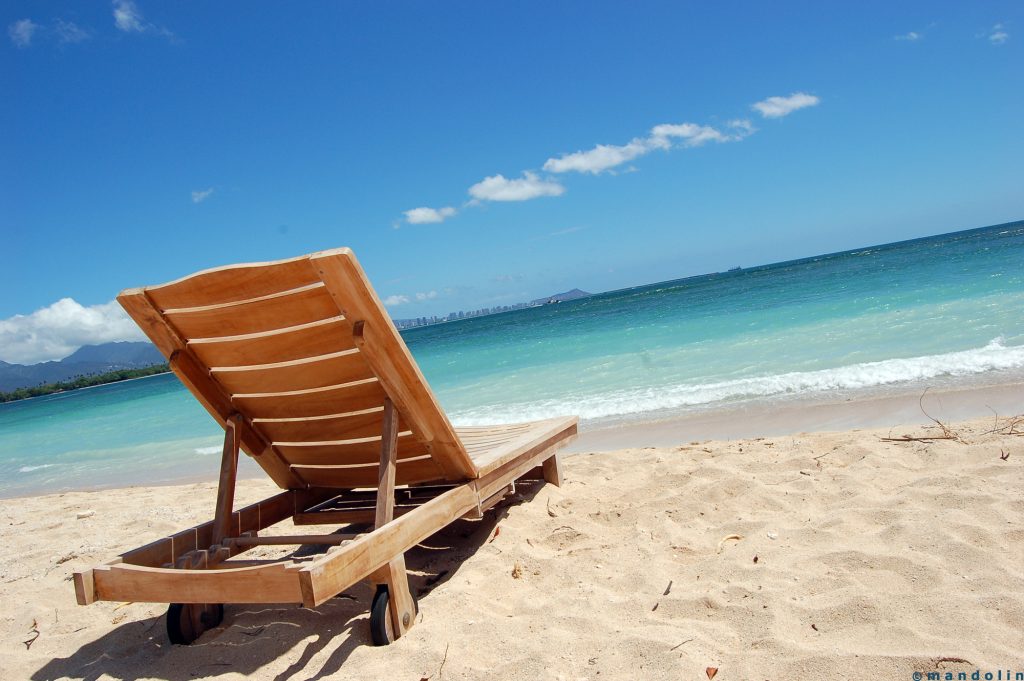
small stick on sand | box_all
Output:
[881,434,957,442]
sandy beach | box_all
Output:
[2,403,1022,680]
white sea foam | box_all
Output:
[19,463,59,473]
[194,446,221,455]
[450,339,1024,425]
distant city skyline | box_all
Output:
[394,287,591,329]
[394,303,538,330]
[3,1,1022,363]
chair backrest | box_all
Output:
[118,248,477,490]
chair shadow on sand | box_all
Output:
[33,482,542,681]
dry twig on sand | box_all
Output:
[23,620,40,649]
[881,388,962,443]
[917,388,960,440]
[978,410,1024,437]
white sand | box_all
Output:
[1,414,1022,680]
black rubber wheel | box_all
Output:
[166,603,224,645]
[369,584,394,646]
[369,584,419,646]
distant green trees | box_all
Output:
[0,364,171,403]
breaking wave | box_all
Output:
[450,338,1024,425]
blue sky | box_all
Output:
[2,1,1022,363]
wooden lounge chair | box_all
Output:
[73,248,577,646]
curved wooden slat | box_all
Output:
[274,433,428,466]
[189,317,355,368]
[252,407,409,442]
[164,284,339,338]
[212,349,375,394]
[292,456,445,488]
[232,378,386,419]
[145,254,323,310]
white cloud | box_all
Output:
[384,291,439,305]
[468,172,565,202]
[650,121,753,147]
[112,0,171,37]
[544,120,754,175]
[543,138,650,175]
[55,20,91,44]
[404,206,456,224]
[113,0,145,31]
[752,92,821,119]
[113,0,145,32]
[8,19,39,48]
[895,31,921,41]
[191,188,214,203]
[0,298,146,365]
[726,119,756,136]
[383,295,410,307]
[989,24,1008,45]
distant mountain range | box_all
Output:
[0,342,164,392]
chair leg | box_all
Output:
[384,555,416,638]
[370,399,415,641]
[211,414,242,547]
[542,451,563,487]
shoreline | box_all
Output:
[3,379,1022,500]
[568,379,1024,453]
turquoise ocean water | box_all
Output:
[2,221,1023,497]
